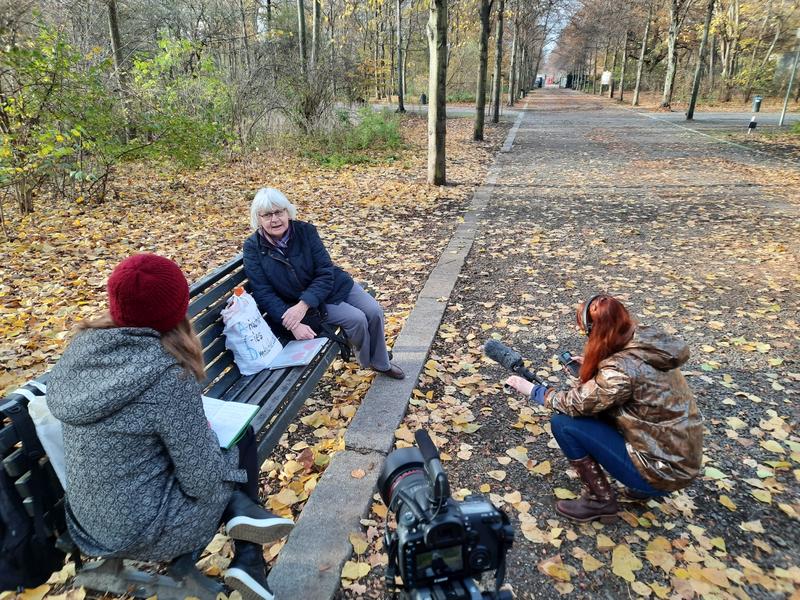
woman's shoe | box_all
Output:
[224,541,273,600]
[555,456,619,523]
[375,363,405,380]
[223,491,294,544]
[621,487,652,502]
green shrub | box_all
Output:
[447,90,476,103]
[301,108,402,168]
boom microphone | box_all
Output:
[484,339,546,385]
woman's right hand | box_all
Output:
[291,323,316,340]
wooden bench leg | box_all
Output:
[74,556,224,600]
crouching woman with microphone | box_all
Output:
[506,295,702,523]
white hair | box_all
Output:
[249,188,298,231]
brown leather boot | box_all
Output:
[555,456,619,523]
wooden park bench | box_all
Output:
[0,253,340,599]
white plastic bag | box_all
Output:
[15,384,67,489]
[221,289,283,375]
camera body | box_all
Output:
[378,435,514,599]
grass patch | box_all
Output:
[447,90,476,103]
[301,108,403,168]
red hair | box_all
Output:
[577,296,635,383]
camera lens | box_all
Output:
[377,447,426,508]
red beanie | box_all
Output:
[107,253,189,333]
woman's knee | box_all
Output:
[550,413,574,436]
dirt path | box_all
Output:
[340,89,799,599]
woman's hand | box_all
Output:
[282,301,309,331]
[290,323,316,340]
[505,376,534,398]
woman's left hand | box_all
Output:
[506,376,534,397]
[282,301,309,331]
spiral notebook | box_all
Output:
[202,396,259,449]
[266,337,328,370]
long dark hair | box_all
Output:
[77,312,205,381]
[578,296,635,383]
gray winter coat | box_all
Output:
[47,327,247,561]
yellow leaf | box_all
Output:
[351,469,366,479]
[596,534,615,551]
[740,520,764,533]
[487,470,507,481]
[349,532,368,555]
[554,488,577,500]
[537,555,571,582]
[751,489,772,503]
[372,502,388,519]
[271,488,300,507]
[650,582,670,598]
[503,491,522,504]
[340,561,370,580]
[645,536,675,574]
[611,544,643,582]
[719,495,737,511]
[760,440,785,454]
[709,537,726,552]
[19,586,50,600]
[631,580,652,597]
[581,553,603,572]
[532,460,551,476]
[479,483,491,493]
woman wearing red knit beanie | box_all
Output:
[47,253,290,600]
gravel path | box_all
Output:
[338,89,799,600]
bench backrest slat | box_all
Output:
[189,254,244,299]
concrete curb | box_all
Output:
[268,107,527,599]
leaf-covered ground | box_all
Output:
[0,115,509,598]
[337,90,799,599]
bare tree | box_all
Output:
[473,0,494,140]
[660,0,695,108]
[396,0,406,112]
[106,0,133,140]
[491,0,505,123]
[297,0,307,75]
[687,0,715,119]
[427,0,447,185]
[311,0,321,67]
[632,2,652,106]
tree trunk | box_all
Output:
[105,0,133,141]
[608,46,618,98]
[427,0,447,185]
[687,0,715,120]
[619,32,629,102]
[709,33,715,91]
[396,0,405,112]
[633,4,652,106]
[592,45,598,94]
[491,0,505,123]
[507,7,518,106]
[474,0,493,140]
[239,0,252,75]
[297,0,307,75]
[311,0,321,67]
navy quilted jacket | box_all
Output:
[243,220,354,323]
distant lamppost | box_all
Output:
[778,28,800,127]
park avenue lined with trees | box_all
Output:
[1,1,799,599]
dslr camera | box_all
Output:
[377,430,514,600]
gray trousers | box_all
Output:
[324,283,390,371]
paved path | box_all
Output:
[281,88,800,599]
[339,88,799,598]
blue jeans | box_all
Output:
[550,414,667,496]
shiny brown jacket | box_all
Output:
[545,326,703,492]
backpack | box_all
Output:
[0,399,67,591]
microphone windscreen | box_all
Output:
[484,339,523,371]
[414,429,440,461]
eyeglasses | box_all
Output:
[259,209,287,221]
